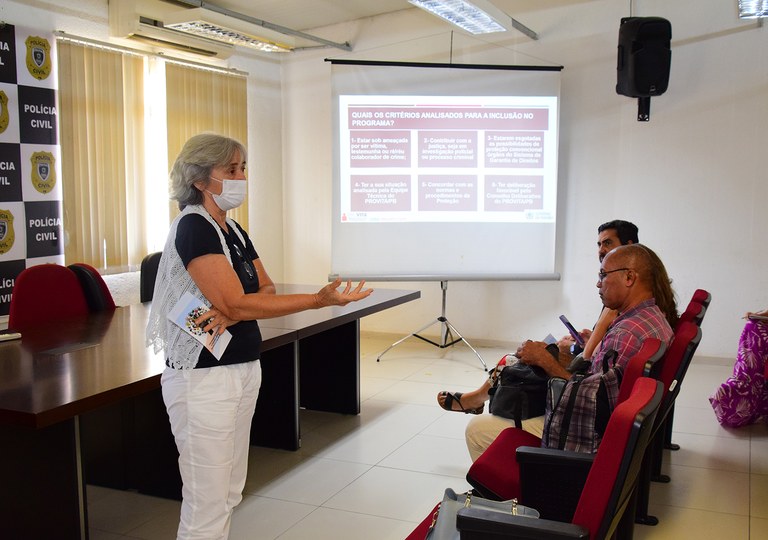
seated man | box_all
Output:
[464,243,676,461]
[437,219,641,416]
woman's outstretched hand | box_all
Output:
[314,278,373,307]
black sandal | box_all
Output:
[438,391,484,415]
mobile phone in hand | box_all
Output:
[559,315,585,347]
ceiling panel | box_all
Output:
[205,0,412,32]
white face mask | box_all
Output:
[207,176,246,211]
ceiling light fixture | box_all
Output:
[164,7,294,52]
[409,0,538,39]
[738,0,768,18]
[164,2,352,53]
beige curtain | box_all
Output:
[58,41,146,270]
[165,63,249,226]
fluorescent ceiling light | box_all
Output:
[409,0,537,39]
[738,0,768,18]
[164,7,295,53]
[409,0,505,34]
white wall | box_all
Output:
[280,0,768,358]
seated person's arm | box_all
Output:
[517,340,572,379]
[583,307,618,359]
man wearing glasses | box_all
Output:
[440,220,639,417]
[515,243,675,381]
[464,238,676,460]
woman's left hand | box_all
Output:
[194,307,238,335]
[314,279,373,307]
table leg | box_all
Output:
[298,320,360,414]
[251,341,300,450]
[0,418,88,539]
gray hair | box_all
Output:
[169,133,247,209]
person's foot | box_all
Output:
[437,390,484,414]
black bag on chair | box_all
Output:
[488,344,559,427]
[425,488,539,540]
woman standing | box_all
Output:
[146,133,371,539]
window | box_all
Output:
[57,40,248,271]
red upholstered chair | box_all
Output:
[690,288,711,308]
[676,301,706,329]
[635,321,702,526]
[664,296,710,454]
[455,377,664,540]
[8,264,90,332]
[465,339,666,524]
[68,263,116,312]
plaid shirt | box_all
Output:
[545,299,673,452]
[590,298,674,374]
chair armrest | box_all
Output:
[457,507,589,539]
[517,447,594,522]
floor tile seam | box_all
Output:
[370,462,470,481]
[361,374,418,384]
[88,524,136,537]
[649,501,752,518]
[300,503,424,527]
[272,504,326,540]
[669,427,752,441]
[667,429,754,444]
[120,514,175,538]
[252,465,376,508]
[241,491,320,509]
[256,452,376,473]
[665,460,753,475]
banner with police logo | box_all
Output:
[0,23,62,317]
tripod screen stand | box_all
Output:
[376,281,488,372]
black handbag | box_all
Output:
[425,488,539,540]
[487,344,558,427]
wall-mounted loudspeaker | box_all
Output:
[616,17,671,121]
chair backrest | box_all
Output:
[572,377,663,539]
[8,264,90,332]
[616,338,666,404]
[657,321,702,413]
[140,251,162,303]
[690,288,711,308]
[68,263,116,312]
[677,300,706,330]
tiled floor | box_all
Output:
[87,333,767,539]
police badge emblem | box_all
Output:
[0,209,15,255]
[0,90,9,134]
[31,152,56,194]
[25,35,52,80]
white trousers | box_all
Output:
[162,361,262,540]
[465,414,545,462]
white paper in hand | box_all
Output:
[168,292,232,360]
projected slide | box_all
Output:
[339,95,558,224]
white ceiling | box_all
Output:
[188,0,414,33]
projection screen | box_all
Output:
[329,60,563,281]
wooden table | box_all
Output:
[0,286,419,539]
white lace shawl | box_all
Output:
[145,204,246,370]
